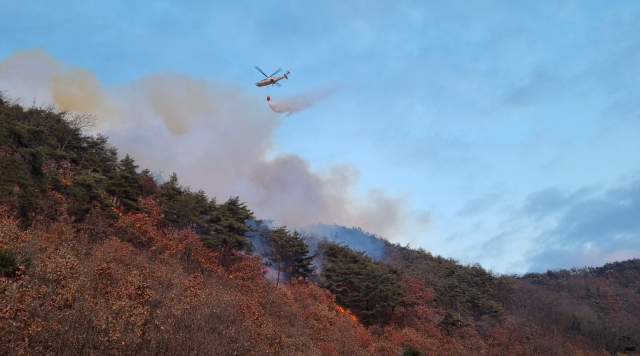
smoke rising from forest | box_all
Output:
[245,220,388,281]
[300,223,388,261]
[0,48,429,240]
[268,88,336,116]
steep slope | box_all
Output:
[1,94,637,355]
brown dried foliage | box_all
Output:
[0,200,614,356]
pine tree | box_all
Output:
[139,168,158,197]
[264,227,314,286]
[158,173,183,226]
[105,154,142,212]
[319,241,404,326]
[585,284,593,299]
[285,230,314,280]
[0,247,31,278]
[64,170,110,222]
[202,197,254,267]
[402,346,425,356]
[157,173,218,238]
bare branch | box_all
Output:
[65,112,96,132]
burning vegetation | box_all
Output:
[1,93,639,355]
[336,305,358,323]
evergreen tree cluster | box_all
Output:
[0,94,316,280]
[318,241,404,326]
[0,95,259,268]
[261,226,314,286]
[385,244,505,323]
[0,95,137,226]
[0,247,31,278]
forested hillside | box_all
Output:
[1,94,639,355]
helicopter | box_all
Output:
[255,66,290,87]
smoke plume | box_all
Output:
[0,48,429,241]
[268,88,336,116]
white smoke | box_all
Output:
[268,88,336,117]
[0,48,429,240]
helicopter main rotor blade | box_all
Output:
[255,66,268,78]
[275,82,282,88]
[270,68,283,77]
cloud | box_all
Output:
[520,186,599,221]
[549,181,640,244]
[0,48,428,240]
[520,187,571,219]
[524,178,640,271]
[528,246,640,273]
[497,34,640,115]
[502,68,565,109]
[457,191,503,218]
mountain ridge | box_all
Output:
[1,93,638,355]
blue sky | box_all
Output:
[2,0,640,273]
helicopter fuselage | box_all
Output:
[256,70,290,87]
[256,77,279,87]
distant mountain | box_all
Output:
[299,223,388,260]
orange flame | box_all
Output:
[198,257,233,279]
[336,305,358,323]
[61,178,71,185]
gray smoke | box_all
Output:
[0,48,429,242]
[245,220,389,284]
[300,223,387,261]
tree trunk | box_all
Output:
[276,260,281,287]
